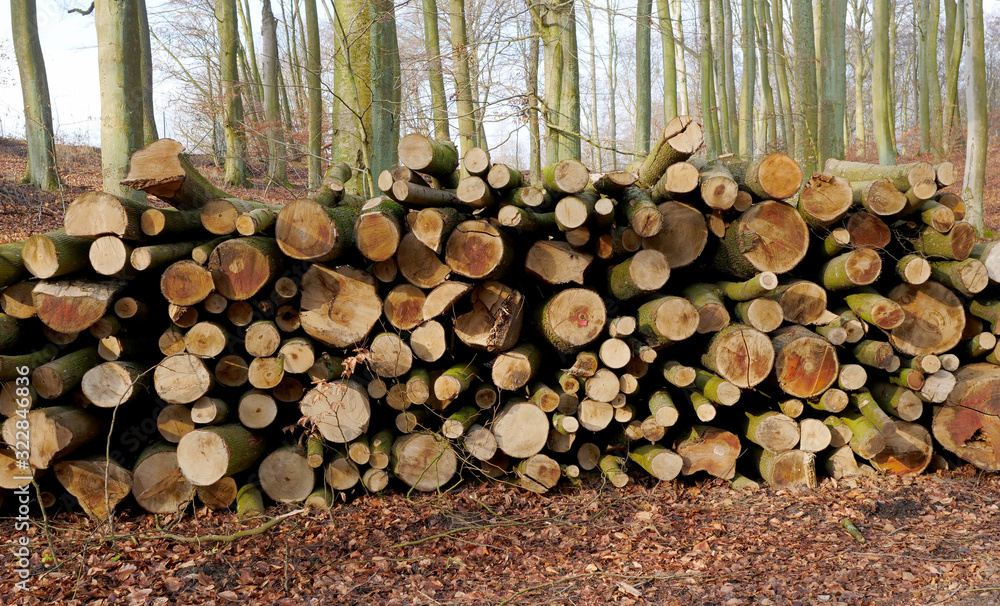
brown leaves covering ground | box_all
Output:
[2,469,999,605]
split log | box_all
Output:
[55,457,133,519]
[1,281,37,320]
[391,432,458,491]
[714,200,810,279]
[525,241,593,285]
[121,138,230,208]
[455,281,524,352]
[396,232,451,288]
[176,424,267,486]
[300,264,381,348]
[673,425,740,479]
[516,453,561,493]
[132,442,197,514]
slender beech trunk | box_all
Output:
[303,0,322,188]
[873,0,897,164]
[771,0,794,152]
[756,0,776,152]
[262,0,286,183]
[137,0,158,144]
[963,0,986,233]
[528,10,542,181]
[584,4,602,171]
[606,0,618,167]
[943,0,964,150]
[451,0,477,161]
[11,0,58,190]
[817,0,847,165]
[671,0,688,115]
[917,0,930,154]
[534,0,581,163]
[738,0,756,156]
[238,0,264,104]
[888,0,897,147]
[852,0,866,154]
[96,0,145,201]
[657,0,677,121]
[722,0,738,149]
[370,0,400,181]
[791,0,818,174]
[422,0,450,139]
[635,0,652,155]
[710,0,731,153]
[698,0,720,158]
[217,0,248,186]
[928,0,943,155]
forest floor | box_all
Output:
[2,137,1000,604]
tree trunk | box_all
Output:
[216,0,248,186]
[872,0,897,164]
[656,0,677,121]
[738,0,756,155]
[11,0,58,190]
[635,0,652,155]
[370,0,400,181]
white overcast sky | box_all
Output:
[0,0,996,147]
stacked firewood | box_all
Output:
[1,117,998,519]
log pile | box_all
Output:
[1,119,998,519]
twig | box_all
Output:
[67,2,95,16]
[110,508,305,545]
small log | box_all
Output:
[717,271,779,301]
[247,356,284,389]
[161,260,215,306]
[391,432,458,491]
[433,362,479,402]
[838,364,868,391]
[772,325,840,399]
[182,321,228,358]
[442,405,480,439]
[599,338,632,369]
[919,370,957,404]
[525,240,593,286]
[463,424,499,461]
[190,396,229,425]
[55,457,133,519]
[851,389,898,436]
[238,389,277,429]
[911,222,976,260]
[487,163,523,190]
[608,250,670,300]
[742,410,800,453]
[840,410,887,459]
[236,484,265,519]
[3,405,104,469]
[726,153,804,200]
[733,298,784,333]
[766,280,828,325]
[259,446,315,503]
[132,442,197,514]
[410,320,447,362]
[650,161,699,200]
[931,364,1000,470]
[157,404,195,442]
[369,333,413,378]
[633,116,702,187]
[456,176,496,210]
[196,477,238,510]
[382,284,426,331]
[641,201,708,269]
[516,453,562,493]
[929,259,988,296]
[820,248,882,290]
[242,320,280,358]
[825,158,936,191]
[845,212,891,249]
[853,339,899,371]
[492,343,541,391]
[696,161,739,210]
[235,207,279,236]
[896,254,932,285]
[636,296,699,347]
[300,264,382,348]
[121,138,229,208]
[201,198,271,235]
[542,158,590,195]
[23,230,92,279]
[850,179,907,216]
[845,291,905,330]
[32,347,100,400]
[176,424,266,486]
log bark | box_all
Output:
[845,291,905,330]
[820,248,882,290]
[32,347,100,400]
[929,259,988,296]
[633,116,703,188]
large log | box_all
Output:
[355,198,406,262]
[300,379,370,443]
[702,324,774,388]
[771,326,839,399]
[824,158,936,191]
[535,288,607,352]
[154,353,213,404]
[396,232,452,288]
[636,296,699,347]
[121,138,230,208]
[397,134,459,175]
[714,200,810,279]
[492,401,549,458]
[31,278,125,335]
[444,219,513,280]
[888,281,965,356]
[160,260,215,306]
[176,424,267,486]
[258,445,315,503]
[641,201,708,269]
[850,179,907,216]
[673,425,740,479]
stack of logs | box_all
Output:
[1,117,999,520]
